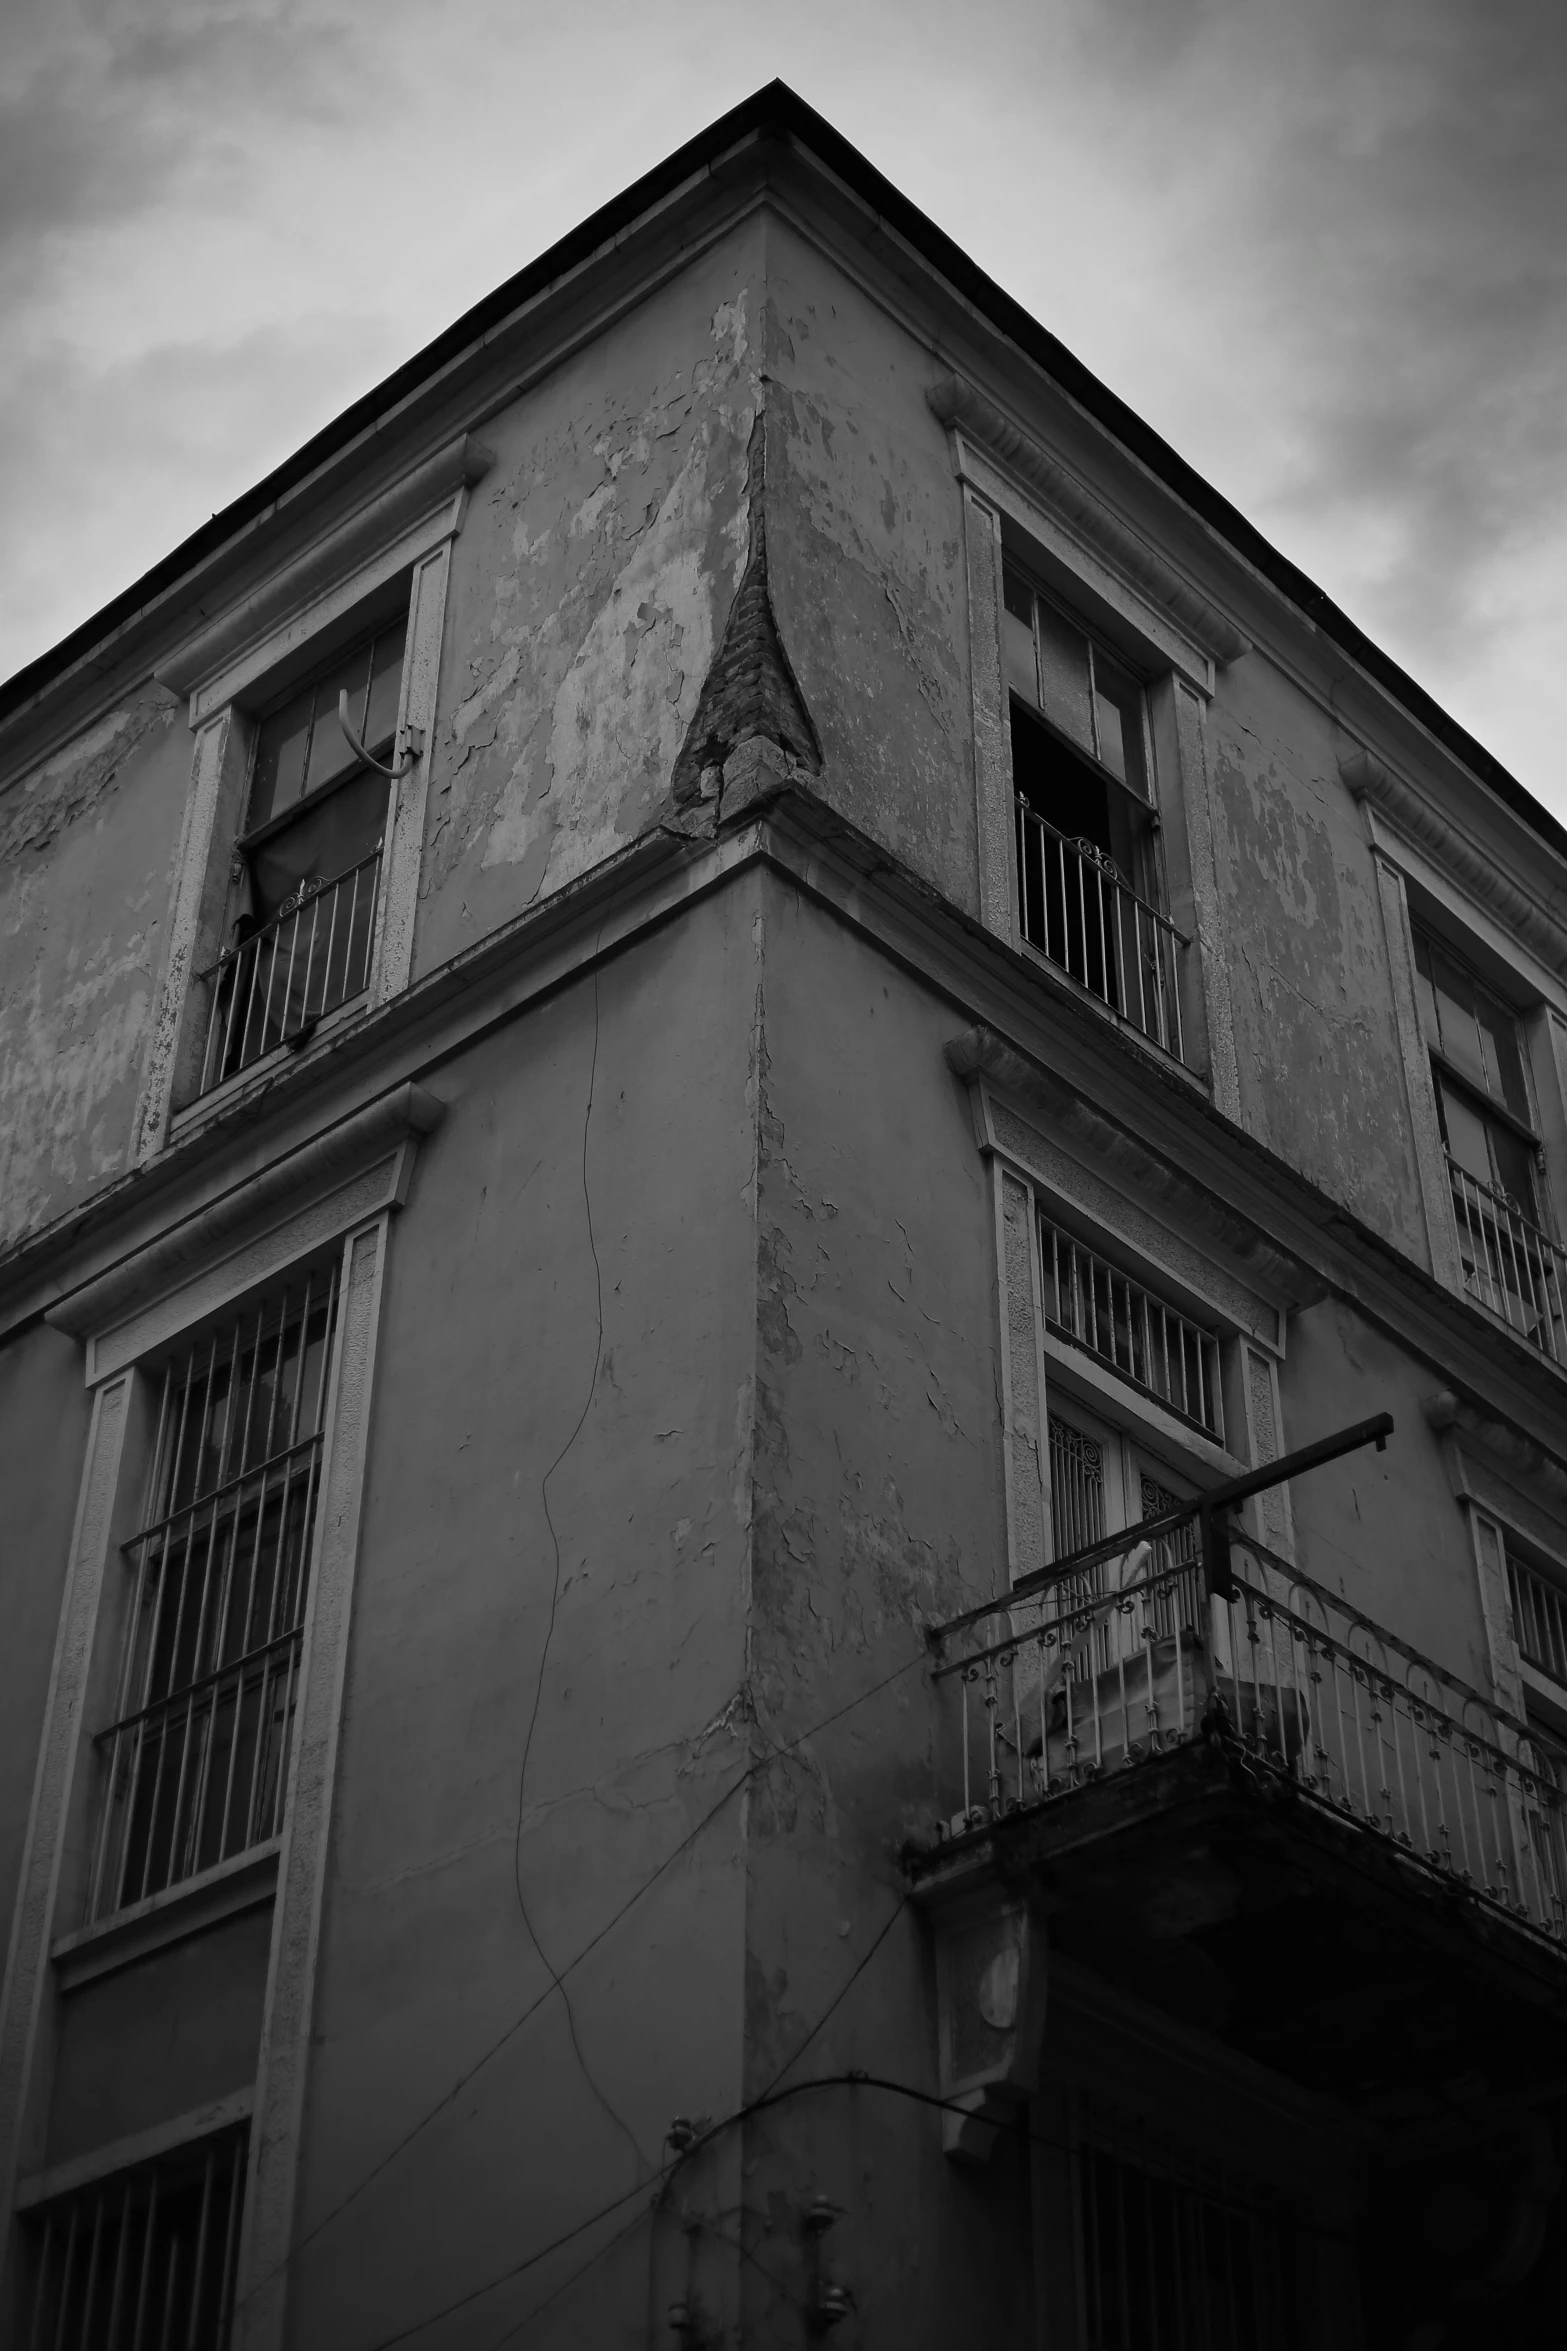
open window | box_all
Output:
[1002,564,1182,1056]
[1411,924,1566,1360]
[199,615,408,1092]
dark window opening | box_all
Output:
[198,615,407,1092]
[21,2127,247,2351]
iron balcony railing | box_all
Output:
[1447,1155,1567,1365]
[197,849,380,1095]
[1015,798,1186,1063]
[926,1515,1567,1951]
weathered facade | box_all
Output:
[4,82,1567,2350]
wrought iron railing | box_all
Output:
[20,2124,247,2350]
[1447,1155,1567,1364]
[1014,798,1185,1062]
[87,1267,338,1921]
[1040,1217,1224,1440]
[197,849,380,1094]
[925,1520,1567,1947]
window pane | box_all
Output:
[1439,1078,1501,1192]
[1032,597,1094,753]
[1430,945,1489,1092]
[1475,984,1530,1123]
[247,768,387,923]
[249,686,315,829]
[363,625,405,753]
[1489,1121,1537,1213]
[303,643,373,798]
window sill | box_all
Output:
[1018,937,1206,1093]
[52,1841,281,1991]
[1043,1331,1245,1485]
[168,991,371,1139]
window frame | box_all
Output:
[134,433,490,1161]
[941,417,1242,1103]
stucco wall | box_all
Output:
[290,888,760,2346]
[764,225,976,918]
[412,222,765,977]
[0,692,188,1252]
[735,875,1030,2340]
[1205,657,1426,1255]
[1283,1295,1489,1688]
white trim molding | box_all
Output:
[134,438,490,1161]
[1343,747,1567,982]
[928,376,1250,674]
[48,1081,444,1382]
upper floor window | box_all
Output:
[86,1264,340,1921]
[1002,566,1183,1059]
[198,616,407,1094]
[1412,926,1566,1361]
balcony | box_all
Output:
[910,1449,1567,2114]
[1447,1154,1567,1366]
[1014,797,1185,1063]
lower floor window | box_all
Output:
[22,2126,247,2351]
[88,1265,339,1922]
[1077,2104,1296,2350]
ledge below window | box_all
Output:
[51,1841,280,1992]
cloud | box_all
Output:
[0,0,1563,811]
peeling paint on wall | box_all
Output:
[414,262,761,971]
[1209,675,1426,1256]
[0,692,186,1250]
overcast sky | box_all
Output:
[3,0,1564,819]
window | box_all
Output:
[1412,927,1566,1360]
[21,2126,247,2351]
[1047,1405,1202,1647]
[86,1266,340,1922]
[197,616,407,1093]
[1074,2100,1297,2350]
[1041,1216,1225,1441]
[1003,565,1183,1058]
[1508,1540,1567,1690]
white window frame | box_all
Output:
[134,436,491,1158]
[1350,751,1567,1318]
[0,1083,440,2349]
[931,380,1246,1113]
[959,1067,1295,1595]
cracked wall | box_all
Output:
[411,225,765,977]
[1206,660,1426,1255]
[737,871,1030,2343]
[291,891,759,2348]
[0,692,188,1252]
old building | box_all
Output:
[4,79,1567,2350]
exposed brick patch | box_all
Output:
[671,410,821,805]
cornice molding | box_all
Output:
[155,435,494,705]
[927,376,1251,669]
[1343,749,1567,978]
[944,1023,1320,1320]
[1424,1387,1567,1516]
[45,1081,444,1354]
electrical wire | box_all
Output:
[234,1643,931,2318]
[508,937,646,2176]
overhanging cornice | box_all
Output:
[1344,750,1567,978]
[929,376,1251,669]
